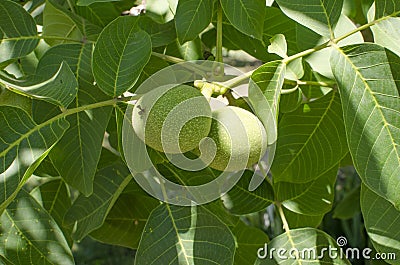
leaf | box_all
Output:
[77,0,121,6]
[0,106,69,213]
[63,163,132,241]
[368,4,400,57]
[0,0,39,67]
[139,17,177,47]
[279,87,302,113]
[276,0,344,38]
[43,0,101,45]
[222,170,274,215]
[375,0,400,18]
[271,91,348,183]
[166,38,203,60]
[233,221,269,265]
[90,183,159,249]
[131,56,170,93]
[220,0,265,40]
[275,164,338,215]
[249,61,286,144]
[333,186,361,220]
[0,190,74,265]
[175,0,214,43]
[268,34,288,58]
[37,44,112,195]
[0,62,78,108]
[30,179,73,245]
[135,204,236,265]
[283,208,325,228]
[92,16,152,97]
[330,43,400,209]
[263,7,298,55]
[256,228,350,264]
[361,184,400,263]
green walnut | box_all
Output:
[132,85,212,154]
[199,106,267,172]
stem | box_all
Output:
[216,3,224,75]
[283,40,330,64]
[3,35,91,44]
[66,0,76,13]
[152,52,184,64]
[276,202,290,232]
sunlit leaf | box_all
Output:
[0,62,78,108]
[92,16,152,97]
[135,204,236,265]
[0,0,39,67]
[271,91,348,183]
[220,0,265,40]
[0,106,69,213]
[175,0,213,43]
[276,0,344,37]
[0,190,74,265]
[331,43,400,209]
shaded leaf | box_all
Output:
[331,44,400,209]
[175,0,214,43]
[375,0,400,18]
[0,0,39,67]
[0,106,69,213]
[139,17,177,47]
[220,0,265,40]
[0,62,78,108]
[92,16,152,97]
[276,0,344,37]
[271,91,348,183]
[90,184,159,249]
[64,163,132,240]
[135,204,236,265]
[0,190,74,265]
[77,0,121,6]
[275,164,338,215]
[283,208,325,228]
[223,170,274,215]
[333,186,361,220]
[233,220,269,265]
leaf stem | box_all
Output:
[151,52,185,64]
[276,201,290,232]
[2,35,91,44]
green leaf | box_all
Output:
[175,0,213,43]
[268,34,288,58]
[330,43,400,209]
[263,7,298,55]
[64,163,132,241]
[135,204,236,265]
[76,2,122,27]
[283,208,325,228]
[90,183,159,249]
[139,17,177,47]
[43,0,101,45]
[220,0,265,40]
[275,0,344,38]
[92,16,152,97]
[0,106,69,213]
[361,184,400,263]
[0,0,39,67]
[249,61,286,144]
[375,0,400,18]
[256,228,350,264]
[166,38,203,60]
[333,186,361,220]
[0,62,78,108]
[275,164,338,215]
[223,170,274,215]
[37,44,112,195]
[279,87,302,113]
[0,190,74,265]
[271,91,348,183]
[77,0,121,6]
[233,221,269,265]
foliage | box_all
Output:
[0,0,399,264]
